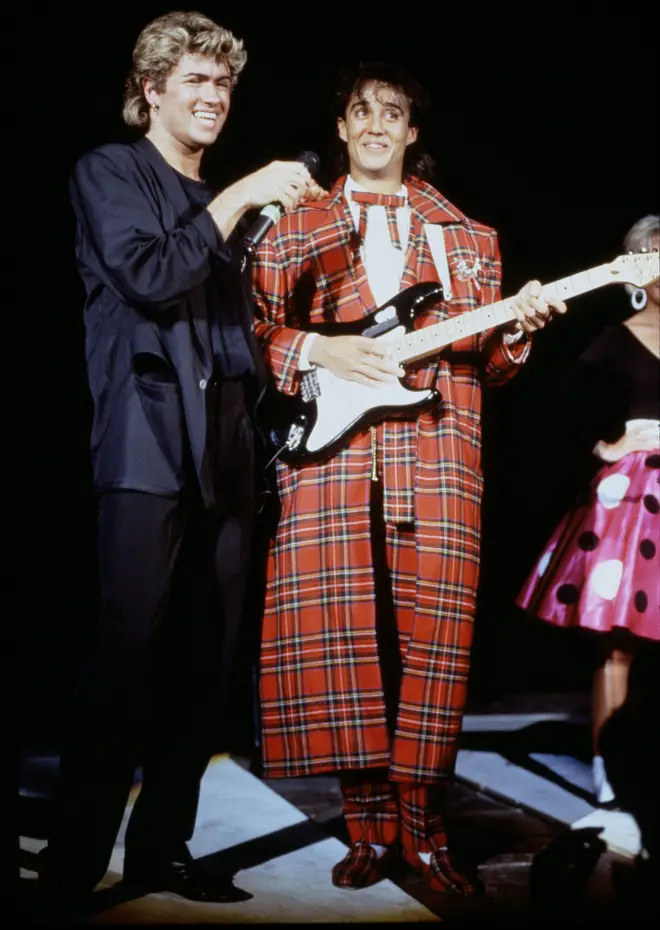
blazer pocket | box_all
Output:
[132,352,180,396]
[132,372,182,400]
[130,373,187,487]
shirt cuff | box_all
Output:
[502,328,524,344]
[298,332,319,370]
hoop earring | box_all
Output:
[631,287,647,311]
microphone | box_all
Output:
[243,151,320,255]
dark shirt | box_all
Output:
[555,322,659,471]
[578,323,659,430]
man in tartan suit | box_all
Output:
[251,61,566,894]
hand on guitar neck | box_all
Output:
[505,279,568,334]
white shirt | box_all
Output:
[344,174,410,307]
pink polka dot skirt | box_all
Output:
[517,450,659,640]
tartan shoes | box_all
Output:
[331,843,482,896]
[402,847,483,896]
[331,842,396,889]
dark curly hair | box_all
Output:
[332,61,435,181]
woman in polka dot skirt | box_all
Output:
[517,214,659,806]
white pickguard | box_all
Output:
[304,327,435,453]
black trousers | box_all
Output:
[46,382,255,891]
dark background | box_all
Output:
[18,7,658,744]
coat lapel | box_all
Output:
[403,180,467,296]
[133,138,213,368]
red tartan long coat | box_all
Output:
[252,176,530,782]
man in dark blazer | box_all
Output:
[38,9,320,910]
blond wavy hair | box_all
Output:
[122,11,247,130]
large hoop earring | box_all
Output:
[631,287,647,311]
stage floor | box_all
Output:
[17,692,654,925]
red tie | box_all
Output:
[351,190,407,250]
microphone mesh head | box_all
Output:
[299,151,320,174]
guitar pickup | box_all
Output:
[286,416,307,451]
[300,368,321,402]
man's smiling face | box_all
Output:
[337,81,418,186]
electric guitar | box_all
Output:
[265,252,660,466]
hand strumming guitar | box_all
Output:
[308,334,405,386]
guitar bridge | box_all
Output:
[300,368,321,402]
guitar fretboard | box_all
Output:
[394,262,618,365]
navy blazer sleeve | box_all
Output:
[70,146,232,312]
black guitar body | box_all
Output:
[263,282,445,465]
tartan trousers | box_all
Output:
[339,770,449,853]
[336,482,452,853]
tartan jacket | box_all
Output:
[251,175,531,781]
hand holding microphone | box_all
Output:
[243,151,321,254]
[206,151,323,246]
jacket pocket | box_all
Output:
[129,372,187,489]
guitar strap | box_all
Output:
[422,223,454,299]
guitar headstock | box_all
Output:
[607,251,660,287]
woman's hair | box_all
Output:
[122,11,247,130]
[623,214,660,296]
[331,61,435,181]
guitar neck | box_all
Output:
[395,261,617,365]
